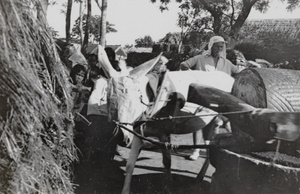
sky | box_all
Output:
[47,0,300,46]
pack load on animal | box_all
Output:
[187,68,300,194]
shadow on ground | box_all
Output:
[73,133,213,194]
[73,152,212,194]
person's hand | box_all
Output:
[236,58,247,67]
[73,84,83,92]
[179,63,191,71]
[98,45,120,78]
[247,60,262,68]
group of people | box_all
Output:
[69,47,127,174]
[70,35,259,173]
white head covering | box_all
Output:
[203,36,226,58]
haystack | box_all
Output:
[0,0,76,193]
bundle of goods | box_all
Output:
[187,68,300,193]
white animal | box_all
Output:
[97,46,234,194]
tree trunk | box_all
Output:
[100,0,107,46]
[79,0,84,46]
[230,0,258,38]
[82,0,91,55]
[212,15,222,35]
[200,0,259,39]
[177,40,182,54]
[66,0,73,43]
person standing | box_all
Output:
[69,64,91,118]
[180,36,243,74]
[180,35,244,160]
[86,65,119,165]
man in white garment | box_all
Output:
[180,35,244,160]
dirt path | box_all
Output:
[74,133,215,194]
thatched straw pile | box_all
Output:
[0,0,76,193]
[237,19,300,65]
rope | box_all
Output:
[115,109,253,126]
[270,140,281,166]
[116,122,170,148]
[115,121,210,149]
[75,112,92,126]
[152,110,253,121]
[114,121,257,150]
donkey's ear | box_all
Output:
[98,45,119,78]
[129,53,163,80]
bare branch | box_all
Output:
[94,0,101,9]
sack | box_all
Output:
[107,76,146,123]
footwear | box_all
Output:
[188,151,200,161]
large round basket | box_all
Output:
[232,68,300,111]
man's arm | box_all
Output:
[180,55,199,70]
[227,59,245,75]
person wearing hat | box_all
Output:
[180,35,243,74]
[180,35,244,160]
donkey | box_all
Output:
[121,92,230,194]
[96,45,234,194]
[97,48,300,193]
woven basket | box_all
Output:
[232,68,300,112]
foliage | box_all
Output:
[48,26,59,38]
[0,0,76,193]
[286,0,300,10]
[151,0,300,39]
[156,18,300,70]
[159,32,181,45]
[135,35,155,48]
[71,14,117,43]
[183,30,214,49]
[177,0,217,33]
[126,52,157,67]
[158,30,213,54]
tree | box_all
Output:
[65,0,73,43]
[135,35,155,47]
[100,0,108,46]
[82,0,91,54]
[159,30,213,53]
[71,14,117,43]
[158,32,181,52]
[48,26,59,38]
[77,0,85,45]
[159,32,181,45]
[151,0,300,41]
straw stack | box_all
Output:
[0,0,76,193]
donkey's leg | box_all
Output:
[192,116,223,182]
[189,131,204,160]
[202,116,224,143]
[159,134,173,193]
[121,134,143,194]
